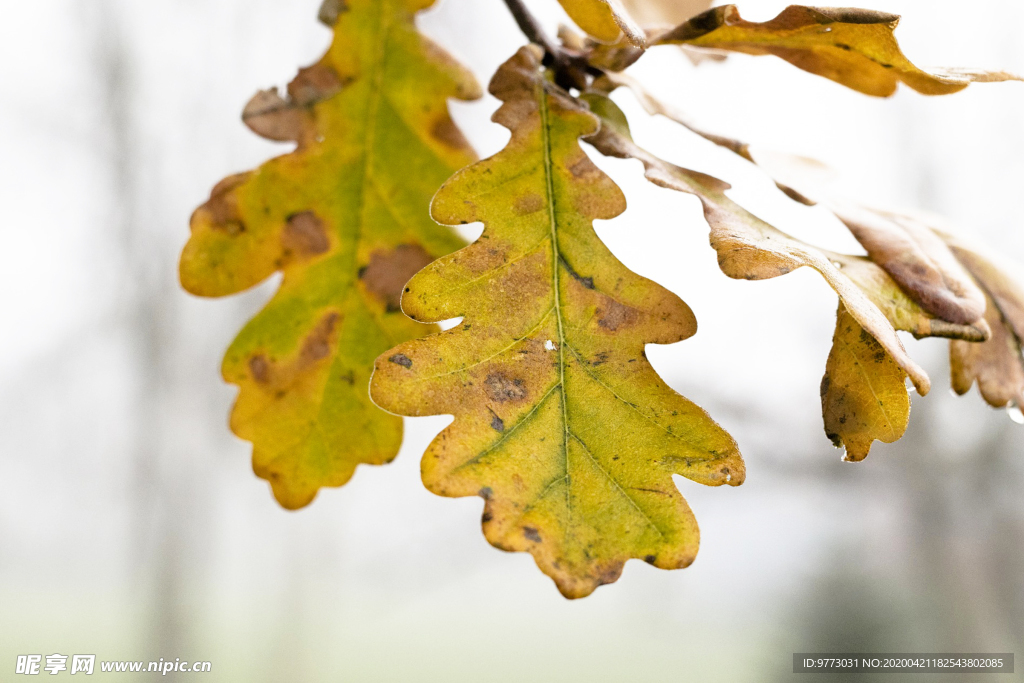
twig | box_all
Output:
[501,0,591,90]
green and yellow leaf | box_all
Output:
[655,5,1022,97]
[370,47,743,599]
[179,0,480,509]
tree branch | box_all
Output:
[502,0,558,56]
[501,0,591,90]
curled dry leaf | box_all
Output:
[942,236,1024,409]
[370,47,743,599]
[179,0,480,509]
[830,207,987,326]
[950,295,1024,410]
[595,72,755,162]
[606,76,991,331]
[585,95,932,387]
[655,5,1023,97]
[594,72,829,204]
[557,0,646,47]
[735,148,991,330]
[583,93,997,457]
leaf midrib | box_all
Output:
[538,80,573,531]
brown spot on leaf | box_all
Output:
[568,156,597,179]
[244,312,338,390]
[249,355,271,384]
[513,193,544,215]
[282,211,330,257]
[491,414,505,432]
[361,244,433,311]
[523,526,542,542]
[484,373,528,402]
[388,354,412,368]
[300,312,340,364]
[597,299,639,331]
[479,486,493,500]
[431,115,472,150]
[597,563,625,586]
[317,0,348,26]
[644,555,657,565]
[459,243,510,274]
[242,89,305,142]
[287,63,344,107]
[208,173,250,202]
[195,172,250,232]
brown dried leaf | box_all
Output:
[950,294,1024,409]
[943,237,1024,408]
[831,207,987,326]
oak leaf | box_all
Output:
[179,0,480,509]
[370,47,743,599]
[655,5,1022,97]
[943,236,1024,409]
[822,304,910,462]
[557,0,646,47]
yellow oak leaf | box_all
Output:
[179,0,480,509]
[558,0,646,46]
[370,47,743,599]
[821,304,910,462]
[655,5,1022,97]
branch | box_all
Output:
[501,0,591,90]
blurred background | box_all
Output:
[1,0,1022,680]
